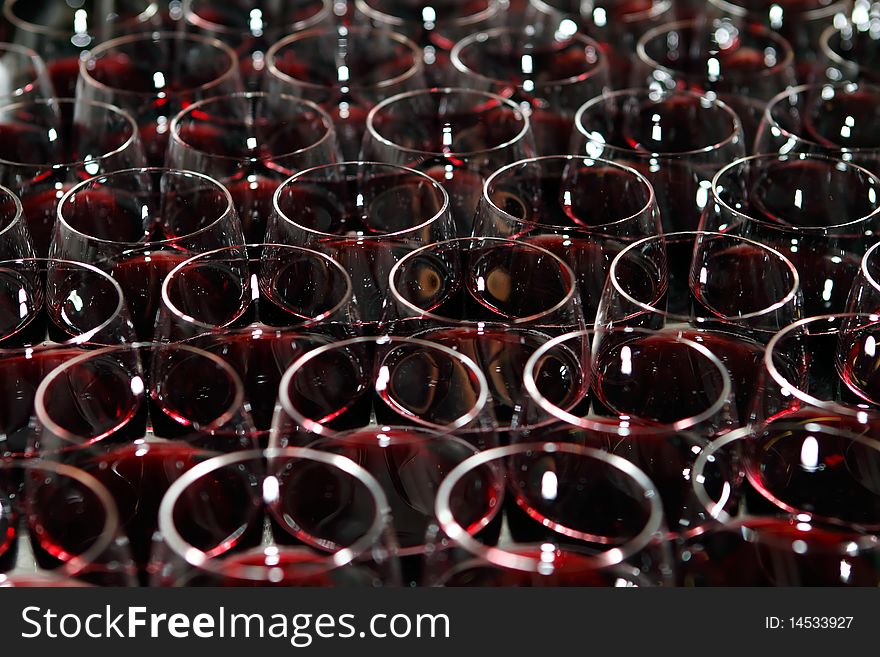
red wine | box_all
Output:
[0,347,85,457]
[112,250,192,340]
[679,517,880,586]
[801,89,880,149]
[47,57,81,99]
[80,442,215,578]
[594,332,730,427]
[0,492,17,572]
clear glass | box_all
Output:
[363,87,535,235]
[475,155,661,324]
[702,152,880,315]
[154,447,401,586]
[0,97,146,255]
[77,31,243,166]
[0,183,31,260]
[168,92,340,242]
[430,442,672,586]
[451,26,609,154]
[2,0,160,96]
[265,26,424,160]
[267,161,454,329]
[0,42,54,103]
[182,0,332,90]
[52,167,245,340]
[573,88,746,233]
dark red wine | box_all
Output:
[0,347,84,458]
[679,518,880,586]
[594,332,729,427]
[0,264,44,348]
[47,57,82,99]
[81,442,215,578]
[0,492,17,572]
[801,89,880,149]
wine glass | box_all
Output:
[52,167,245,340]
[522,327,736,439]
[1,0,160,97]
[167,92,340,242]
[525,0,676,88]
[0,97,147,255]
[0,458,136,585]
[430,442,672,586]
[271,335,495,450]
[475,155,661,324]
[296,425,495,585]
[182,0,332,90]
[157,243,358,342]
[820,8,880,84]
[573,88,746,233]
[701,153,880,315]
[450,26,610,154]
[77,31,243,166]
[0,257,137,458]
[0,183,32,260]
[267,161,454,329]
[706,0,851,82]
[596,231,803,426]
[754,82,880,175]
[153,447,401,586]
[364,88,535,234]
[677,516,880,585]
[353,0,508,85]
[0,42,54,102]
[35,342,257,457]
[265,26,425,161]
[635,18,797,146]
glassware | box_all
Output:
[573,88,746,233]
[52,168,245,340]
[265,26,424,160]
[267,161,454,329]
[0,97,146,255]
[77,32,243,166]
[363,87,534,234]
[168,92,340,242]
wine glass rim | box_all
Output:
[160,243,355,332]
[861,240,880,295]
[764,312,880,418]
[523,327,734,433]
[0,256,128,347]
[0,183,24,238]
[275,335,492,438]
[528,0,674,24]
[636,18,795,82]
[574,88,744,157]
[690,425,750,523]
[745,420,880,531]
[707,0,851,21]
[388,236,581,326]
[265,26,424,93]
[79,31,240,99]
[435,441,666,573]
[711,152,880,233]
[686,514,880,555]
[450,27,609,89]
[3,0,159,39]
[272,160,451,239]
[761,81,880,154]
[354,0,505,29]
[34,341,248,448]
[169,91,337,166]
[0,42,47,100]
[482,155,657,232]
[606,230,802,324]
[0,457,125,578]
[56,167,238,247]
[820,22,867,72]
[366,87,532,159]
[157,446,392,583]
[183,0,332,36]
[0,97,141,169]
